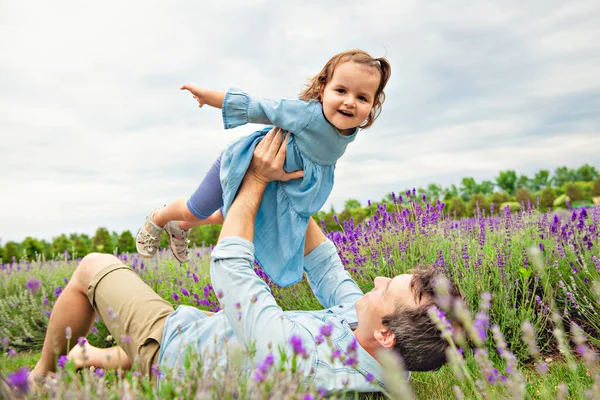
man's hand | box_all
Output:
[248,127,304,184]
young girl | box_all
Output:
[136,49,391,287]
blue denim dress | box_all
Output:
[219,88,358,286]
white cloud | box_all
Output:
[1,0,599,242]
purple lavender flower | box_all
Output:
[180,287,190,296]
[254,353,274,382]
[8,348,17,357]
[151,364,163,379]
[1,337,9,348]
[54,286,63,297]
[7,368,29,393]
[26,277,41,293]
[319,322,334,337]
[57,355,68,369]
[365,372,375,383]
[95,368,105,378]
[192,272,199,283]
[315,334,324,345]
[290,335,306,356]
[172,292,180,302]
[303,394,315,400]
[77,337,87,347]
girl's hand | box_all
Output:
[180,83,207,108]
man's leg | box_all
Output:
[31,253,174,380]
[68,342,131,371]
[30,253,119,379]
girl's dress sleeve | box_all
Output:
[222,88,314,134]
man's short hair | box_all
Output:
[381,268,462,372]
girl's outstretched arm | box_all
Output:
[181,83,225,109]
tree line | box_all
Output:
[2,164,599,264]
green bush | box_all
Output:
[553,193,570,208]
[539,187,556,212]
[489,192,510,214]
[500,201,521,213]
[447,196,466,218]
[466,193,489,217]
[515,188,535,209]
[592,177,600,196]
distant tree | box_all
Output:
[116,230,136,254]
[552,166,577,187]
[495,170,517,194]
[516,174,530,190]
[344,199,361,210]
[592,177,600,196]
[466,193,489,217]
[479,180,495,196]
[418,184,443,202]
[515,188,535,210]
[459,177,478,202]
[72,236,90,258]
[92,227,113,254]
[2,241,19,263]
[22,236,45,261]
[575,163,599,182]
[565,183,584,202]
[531,170,551,191]
[447,197,466,218]
[490,192,511,214]
[442,184,459,201]
[539,187,556,212]
[0,242,4,264]
[51,234,72,258]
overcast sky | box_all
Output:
[1,0,599,243]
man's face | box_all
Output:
[355,274,421,332]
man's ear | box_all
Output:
[374,328,395,348]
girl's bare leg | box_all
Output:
[149,200,223,233]
[178,209,224,231]
[68,342,131,371]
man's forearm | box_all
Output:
[218,174,268,242]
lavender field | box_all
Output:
[1,193,599,399]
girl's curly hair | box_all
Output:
[299,49,391,129]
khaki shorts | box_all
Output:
[87,263,174,376]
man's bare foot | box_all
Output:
[68,342,90,370]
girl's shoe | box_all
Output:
[165,221,190,263]
[135,208,164,258]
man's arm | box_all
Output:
[302,219,364,308]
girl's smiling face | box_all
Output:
[320,61,381,135]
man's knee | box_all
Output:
[73,253,122,290]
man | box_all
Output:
[30,127,460,393]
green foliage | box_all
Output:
[495,170,517,194]
[565,182,584,202]
[593,177,600,197]
[447,196,466,218]
[2,241,19,263]
[0,290,47,350]
[500,201,521,212]
[553,194,569,208]
[51,234,73,258]
[515,188,535,209]
[539,187,556,212]
[466,193,488,217]
[575,163,599,182]
[516,173,530,190]
[92,227,113,254]
[21,237,46,261]
[530,169,550,191]
[116,230,136,253]
[490,192,510,214]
